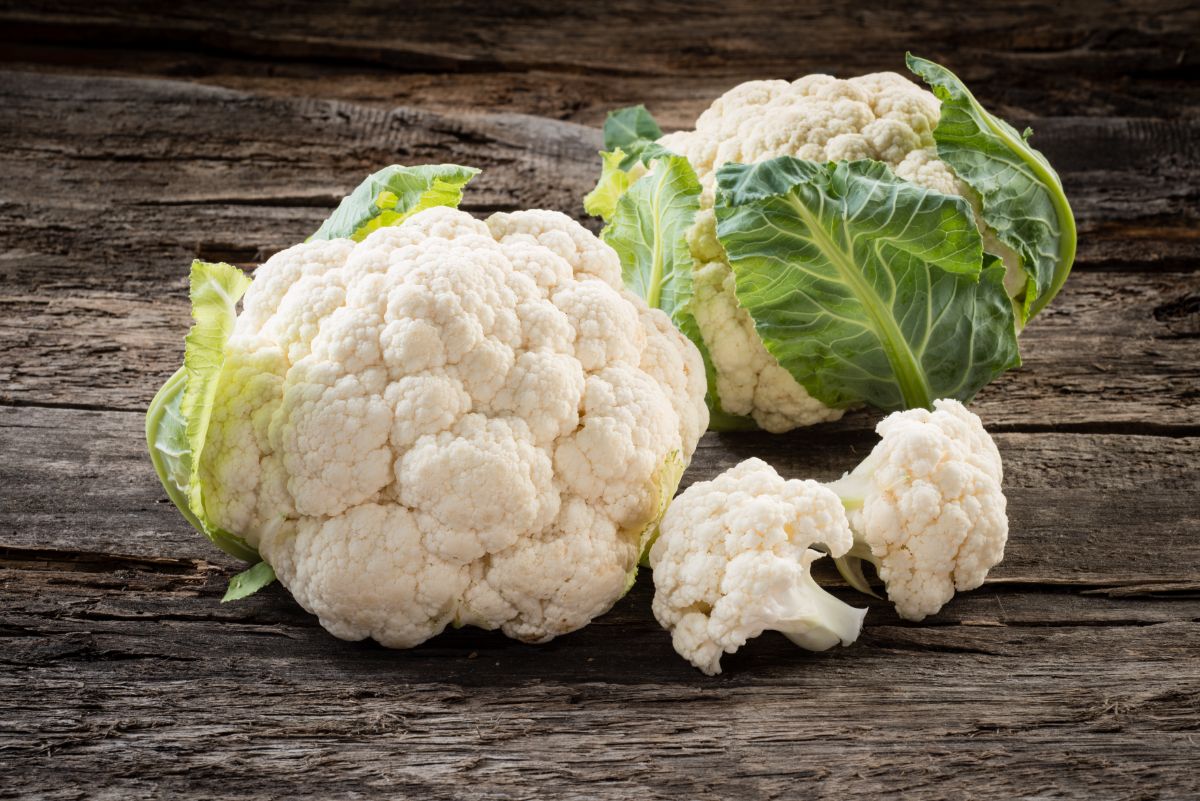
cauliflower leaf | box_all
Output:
[309,163,480,242]
[716,157,1020,411]
[146,259,262,564]
[601,154,754,430]
[907,54,1077,323]
[585,106,676,223]
[604,154,700,314]
[583,148,633,221]
[603,105,666,169]
[222,560,278,603]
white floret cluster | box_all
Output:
[649,458,861,675]
[198,206,709,647]
[651,399,1007,673]
[657,72,1021,431]
[830,398,1008,621]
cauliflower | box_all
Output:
[659,73,1023,432]
[587,56,1075,432]
[826,399,1008,621]
[147,166,709,647]
[648,398,1006,672]
[649,458,867,675]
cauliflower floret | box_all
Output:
[259,504,469,648]
[690,259,843,432]
[826,399,1008,621]
[464,497,636,643]
[650,458,867,675]
[200,206,709,647]
[661,72,1021,431]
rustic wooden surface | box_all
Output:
[1,2,1198,799]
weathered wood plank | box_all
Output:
[0,577,1197,799]
[1,5,1196,798]
[3,405,1197,587]
[2,407,1198,791]
[1,72,1195,267]
[1,0,1196,125]
[0,72,1197,423]
[4,406,1195,801]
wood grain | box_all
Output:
[1,3,1198,798]
[1,584,1197,800]
[4,405,1198,585]
[2,405,1199,799]
[1,0,1197,125]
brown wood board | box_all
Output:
[1,3,1198,799]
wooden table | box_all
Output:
[2,2,1198,798]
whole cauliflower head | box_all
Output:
[198,205,709,646]
[658,72,1022,432]
[650,457,866,675]
[829,399,1008,621]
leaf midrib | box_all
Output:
[646,172,670,309]
[784,195,933,408]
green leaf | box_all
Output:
[907,53,1076,322]
[603,154,701,315]
[146,367,205,534]
[222,561,277,603]
[583,149,632,221]
[180,260,252,524]
[145,260,260,564]
[628,450,687,579]
[601,154,754,429]
[585,106,676,223]
[604,105,663,148]
[310,164,480,242]
[603,105,664,168]
[716,157,1020,412]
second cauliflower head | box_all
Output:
[189,203,709,646]
[587,56,1075,434]
[660,71,1020,432]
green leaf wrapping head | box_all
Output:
[716,158,1020,411]
[146,260,259,562]
[907,53,1076,322]
[597,153,755,430]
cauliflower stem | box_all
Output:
[773,551,869,651]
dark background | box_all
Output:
[1,2,1198,799]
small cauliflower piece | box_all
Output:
[650,458,867,675]
[826,399,1008,621]
[197,205,708,646]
